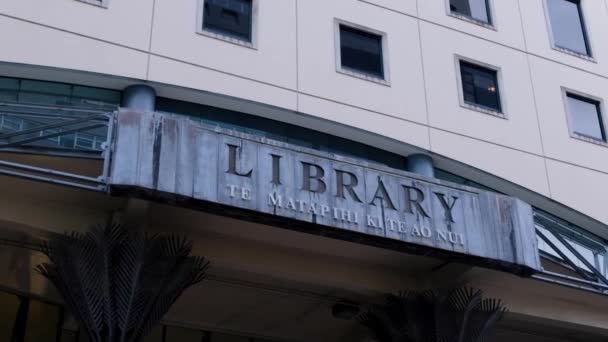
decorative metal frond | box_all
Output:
[359,288,506,342]
[36,223,209,342]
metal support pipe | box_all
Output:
[406,153,434,178]
[121,85,156,112]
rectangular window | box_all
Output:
[203,0,253,42]
[566,93,605,141]
[449,0,491,24]
[339,25,385,80]
[547,0,590,56]
[0,77,120,110]
[459,61,501,112]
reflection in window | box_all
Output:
[156,98,407,170]
[339,25,385,79]
[459,61,501,112]
[203,0,253,42]
[449,0,491,24]
[547,0,590,56]
[566,93,605,141]
[0,76,121,110]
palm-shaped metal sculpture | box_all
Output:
[36,223,209,342]
[360,288,506,342]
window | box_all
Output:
[202,0,254,43]
[546,0,590,56]
[0,77,120,152]
[449,0,492,24]
[157,97,407,170]
[566,93,605,142]
[336,23,386,82]
[459,61,501,113]
[0,77,121,110]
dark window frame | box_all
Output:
[336,21,388,83]
[200,0,255,45]
[458,59,503,114]
[448,0,493,26]
[546,0,592,57]
[565,92,606,143]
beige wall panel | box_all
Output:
[546,159,608,223]
[430,129,550,196]
[356,0,418,16]
[148,55,298,111]
[297,0,428,124]
[519,0,608,77]
[297,93,430,151]
[529,56,608,173]
[418,0,526,50]
[0,16,148,80]
[0,0,153,51]
[421,22,543,155]
[151,0,297,90]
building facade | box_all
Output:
[0,0,607,341]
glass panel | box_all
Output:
[0,77,19,102]
[20,80,71,96]
[0,77,120,110]
[547,0,589,55]
[0,77,19,90]
[340,25,384,79]
[460,61,501,112]
[449,0,491,23]
[166,326,203,341]
[24,300,61,342]
[156,98,406,170]
[203,0,253,41]
[0,91,18,102]
[74,133,95,150]
[0,115,23,132]
[18,92,72,106]
[72,86,121,108]
[567,94,604,140]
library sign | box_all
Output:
[109,110,541,275]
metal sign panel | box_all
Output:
[109,110,541,275]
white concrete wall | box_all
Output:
[0,0,608,226]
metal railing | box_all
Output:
[533,211,608,296]
[0,103,607,297]
[0,102,114,191]
[0,102,111,155]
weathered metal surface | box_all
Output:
[109,110,541,275]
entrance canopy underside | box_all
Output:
[0,170,606,340]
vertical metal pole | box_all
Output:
[101,112,115,186]
[11,296,29,342]
[406,153,435,178]
[121,85,156,112]
[55,307,64,342]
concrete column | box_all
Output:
[406,153,435,178]
[121,84,156,112]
